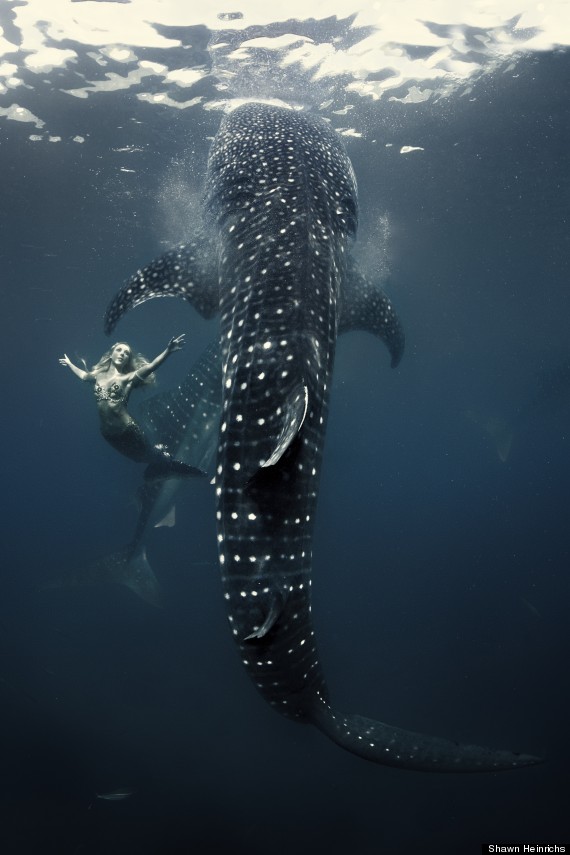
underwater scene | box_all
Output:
[0,1,568,853]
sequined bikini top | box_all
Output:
[94,382,125,403]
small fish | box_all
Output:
[521,597,542,620]
[96,787,134,801]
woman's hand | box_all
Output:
[167,334,186,353]
[59,353,89,381]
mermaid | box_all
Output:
[59,335,205,481]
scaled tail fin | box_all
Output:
[120,546,163,608]
[42,545,163,608]
[143,458,207,481]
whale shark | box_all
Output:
[104,102,539,771]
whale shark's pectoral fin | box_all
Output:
[311,703,542,773]
[260,383,309,469]
[339,258,405,368]
[104,239,219,334]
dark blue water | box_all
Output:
[0,45,568,854]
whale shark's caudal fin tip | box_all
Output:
[311,704,542,772]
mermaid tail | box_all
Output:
[100,419,150,462]
[143,455,206,481]
[101,420,206,479]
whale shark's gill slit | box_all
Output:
[104,102,540,773]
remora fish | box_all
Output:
[105,102,539,771]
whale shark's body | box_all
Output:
[105,103,539,771]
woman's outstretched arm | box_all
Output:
[134,334,186,380]
[59,354,93,381]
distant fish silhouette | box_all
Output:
[519,359,570,421]
[465,411,513,463]
[520,597,542,620]
[467,357,570,462]
[95,787,134,801]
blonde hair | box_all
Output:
[91,342,156,386]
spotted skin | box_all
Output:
[105,103,540,771]
[139,341,221,476]
[105,237,219,334]
[132,341,222,549]
[340,257,404,364]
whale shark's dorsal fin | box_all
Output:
[243,596,282,641]
[260,383,308,469]
[241,563,287,642]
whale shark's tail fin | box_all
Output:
[310,701,541,772]
[41,545,163,609]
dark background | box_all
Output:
[0,41,568,855]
